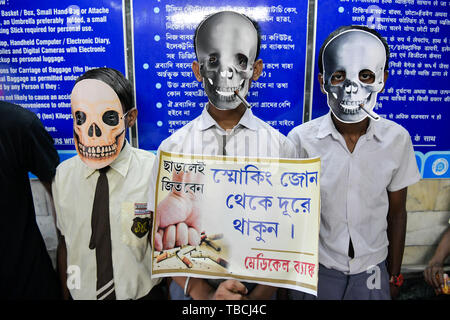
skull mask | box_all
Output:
[195,11,258,110]
[322,30,386,123]
[71,79,126,169]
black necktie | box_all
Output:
[89,166,116,300]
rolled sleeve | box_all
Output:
[281,137,298,158]
[387,131,421,192]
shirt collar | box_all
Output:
[197,105,258,132]
[365,117,383,142]
[317,112,341,140]
[83,140,132,179]
[317,112,383,142]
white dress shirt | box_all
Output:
[288,112,421,274]
[52,141,161,299]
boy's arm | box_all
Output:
[57,234,71,300]
[246,284,277,300]
[386,187,408,298]
[424,227,450,292]
[174,277,249,300]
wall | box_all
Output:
[403,179,450,271]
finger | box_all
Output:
[171,171,184,197]
[217,292,245,300]
[158,194,192,228]
[154,230,163,251]
[213,289,244,300]
[424,268,432,286]
[432,268,442,288]
[223,279,248,295]
[163,225,176,249]
[185,200,202,231]
[175,222,189,247]
[437,269,445,288]
[188,227,201,247]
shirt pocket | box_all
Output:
[120,202,152,261]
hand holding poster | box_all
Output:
[151,151,320,295]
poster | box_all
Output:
[151,151,320,295]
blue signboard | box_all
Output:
[133,0,309,151]
[0,0,126,154]
[313,0,450,178]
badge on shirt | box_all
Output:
[131,203,152,238]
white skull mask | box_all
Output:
[322,30,386,123]
[71,79,126,169]
[195,11,258,110]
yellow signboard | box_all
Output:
[151,151,320,295]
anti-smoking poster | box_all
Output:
[151,151,321,295]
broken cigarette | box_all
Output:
[176,246,195,268]
[180,255,193,268]
[155,245,186,263]
[200,233,223,241]
[156,251,169,263]
[234,90,252,109]
[200,232,223,251]
[359,104,380,121]
[207,233,223,240]
[191,252,229,269]
[203,238,221,252]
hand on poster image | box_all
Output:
[153,235,228,271]
[154,170,204,251]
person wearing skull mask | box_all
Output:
[52,68,167,300]
[287,26,421,300]
[147,11,296,300]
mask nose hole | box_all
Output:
[88,123,102,137]
[220,68,233,79]
[344,80,358,94]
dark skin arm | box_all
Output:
[386,187,408,299]
[41,181,52,196]
[424,226,450,294]
[173,277,277,300]
[57,233,71,300]
[173,277,247,300]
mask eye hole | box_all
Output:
[102,110,119,126]
[359,69,375,84]
[75,111,86,125]
[208,54,218,65]
[236,54,248,69]
[331,71,346,85]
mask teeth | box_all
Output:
[78,141,118,159]
[216,86,239,96]
[341,99,366,107]
[214,78,247,100]
[341,106,359,114]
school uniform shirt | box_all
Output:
[147,106,297,212]
[288,112,421,275]
[52,141,160,300]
